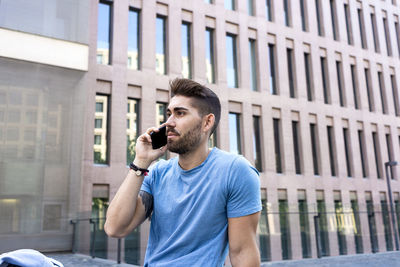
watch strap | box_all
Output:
[129,162,149,176]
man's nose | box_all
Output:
[165,115,175,127]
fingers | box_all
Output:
[140,127,159,143]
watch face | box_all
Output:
[135,170,142,176]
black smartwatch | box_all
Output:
[129,163,149,176]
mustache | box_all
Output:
[167,128,180,135]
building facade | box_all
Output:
[1,0,400,265]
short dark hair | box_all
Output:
[170,78,221,135]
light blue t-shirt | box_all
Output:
[140,148,261,266]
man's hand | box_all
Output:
[228,212,261,267]
[134,126,168,167]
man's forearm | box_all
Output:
[230,246,261,267]
[104,168,145,238]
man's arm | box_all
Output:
[228,212,261,267]
[104,127,167,238]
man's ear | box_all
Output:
[203,113,215,133]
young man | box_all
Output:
[105,78,261,266]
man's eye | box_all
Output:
[177,111,185,116]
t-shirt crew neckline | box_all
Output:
[176,147,216,175]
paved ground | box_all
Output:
[46,251,400,266]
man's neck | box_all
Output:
[178,142,211,170]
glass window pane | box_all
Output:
[181,22,192,79]
[127,99,139,165]
[253,116,262,171]
[206,28,215,84]
[249,39,257,91]
[97,2,111,65]
[225,0,235,10]
[268,44,277,94]
[229,113,241,154]
[156,16,167,75]
[128,9,140,70]
[94,95,108,164]
[226,34,238,88]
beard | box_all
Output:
[167,121,202,154]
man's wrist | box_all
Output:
[132,159,151,170]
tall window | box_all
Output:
[292,121,302,174]
[156,16,167,75]
[300,0,308,31]
[383,17,392,56]
[395,21,400,57]
[343,128,352,177]
[358,130,368,178]
[334,196,347,255]
[381,194,394,251]
[259,189,271,261]
[364,68,374,112]
[366,195,379,253]
[97,1,112,65]
[315,0,324,36]
[268,44,277,94]
[298,191,311,258]
[229,113,241,155]
[336,61,345,107]
[344,4,353,45]
[249,39,258,91]
[287,48,296,98]
[266,0,273,21]
[377,71,388,114]
[390,74,400,116]
[226,34,238,88]
[350,193,364,253]
[248,0,254,16]
[371,13,380,53]
[330,0,338,40]
[310,123,320,175]
[273,118,283,173]
[358,8,367,49]
[128,8,140,70]
[327,125,337,176]
[304,53,313,101]
[225,0,235,10]
[94,95,109,164]
[321,57,330,104]
[181,22,192,79]
[350,64,360,109]
[372,131,382,179]
[253,115,263,172]
[385,134,394,179]
[317,195,330,256]
[205,28,215,84]
[283,0,291,27]
[279,195,292,260]
[127,99,139,165]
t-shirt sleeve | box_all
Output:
[227,157,262,218]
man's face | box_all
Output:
[165,95,203,154]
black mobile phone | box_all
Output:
[150,125,167,149]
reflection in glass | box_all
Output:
[206,28,215,84]
[287,48,295,98]
[350,198,363,253]
[391,74,400,116]
[208,133,217,148]
[127,99,139,165]
[358,9,367,49]
[181,22,192,79]
[156,16,167,75]
[327,125,336,176]
[344,4,353,44]
[320,57,330,104]
[350,64,360,109]
[248,0,254,16]
[310,123,319,175]
[335,199,347,255]
[381,197,394,251]
[128,8,140,70]
[249,39,257,91]
[268,44,277,94]
[259,190,271,261]
[225,0,235,10]
[283,0,290,27]
[266,0,272,21]
[298,198,311,258]
[365,68,374,112]
[229,113,241,155]
[125,227,141,264]
[336,61,345,106]
[97,1,112,65]
[366,199,379,252]
[377,71,387,114]
[300,0,307,31]
[279,199,291,260]
[91,197,108,259]
[253,116,262,171]
[226,34,238,88]
[372,132,382,178]
[292,121,301,174]
[317,199,330,256]
[358,130,368,178]
[94,95,109,164]
[315,0,323,36]
[273,118,282,173]
[304,53,313,101]
[343,128,352,177]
